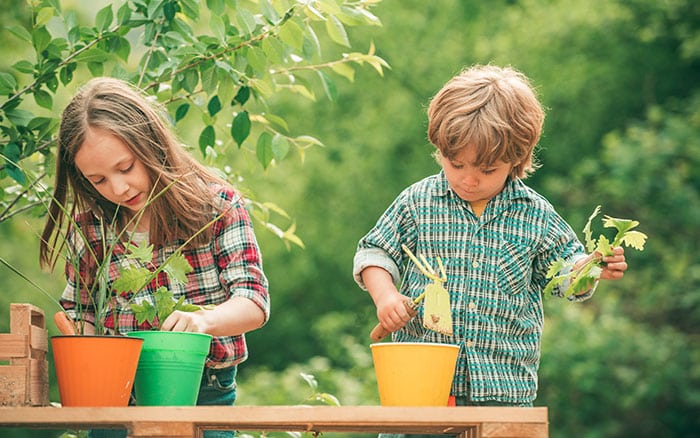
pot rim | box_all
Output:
[370,342,460,349]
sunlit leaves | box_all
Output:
[325,15,350,47]
[0,73,17,95]
[35,7,55,27]
[256,128,290,169]
[278,20,304,50]
[256,132,273,169]
[95,4,113,32]
[235,8,258,36]
[317,70,338,101]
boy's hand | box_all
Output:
[376,291,414,332]
[599,246,627,280]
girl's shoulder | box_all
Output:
[67,210,111,248]
[209,183,243,207]
[72,210,107,232]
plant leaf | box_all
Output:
[545,258,566,279]
[620,230,648,251]
[154,287,177,323]
[163,251,193,285]
[113,266,152,295]
[594,234,614,257]
[130,300,156,325]
[602,215,639,234]
[126,241,153,263]
[583,205,601,253]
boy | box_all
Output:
[353,65,627,406]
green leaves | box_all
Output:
[544,206,648,298]
[130,287,206,327]
[114,241,200,328]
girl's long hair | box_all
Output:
[40,77,230,271]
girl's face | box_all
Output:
[74,126,153,226]
[439,147,513,203]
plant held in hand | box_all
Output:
[544,205,648,297]
[116,240,214,329]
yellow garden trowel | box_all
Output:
[370,245,454,341]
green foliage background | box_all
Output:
[1,0,699,437]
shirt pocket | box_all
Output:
[497,240,533,295]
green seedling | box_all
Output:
[543,205,648,297]
[115,241,213,328]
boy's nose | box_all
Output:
[462,174,478,187]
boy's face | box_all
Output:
[439,147,512,203]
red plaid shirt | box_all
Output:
[61,185,269,368]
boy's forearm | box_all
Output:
[361,266,398,306]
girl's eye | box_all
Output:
[91,178,105,185]
[120,163,134,173]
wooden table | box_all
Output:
[0,406,547,438]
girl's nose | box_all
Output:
[112,178,130,196]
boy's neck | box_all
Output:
[470,199,488,217]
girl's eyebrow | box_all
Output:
[81,157,133,178]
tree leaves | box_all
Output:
[0,0,389,251]
[232,111,251,147]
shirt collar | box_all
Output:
[435,170,531,203]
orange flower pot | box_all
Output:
[51,335,143,406]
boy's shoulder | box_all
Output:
[505,178,560,215]
[398,172,448,199]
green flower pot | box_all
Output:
[126,331,212,406]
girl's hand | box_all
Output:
[160,310,208,333]
[600,246,628,280]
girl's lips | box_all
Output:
[124,193,142,206]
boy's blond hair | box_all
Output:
[427,65,545,178]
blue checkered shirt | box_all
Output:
[354,171,591,403]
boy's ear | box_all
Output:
[508,161,520,178]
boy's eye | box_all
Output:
[450,162,464,169]
[481,168,496,175]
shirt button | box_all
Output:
[466,341,473,348]
[468,302,476,311]
[472,260,479,268]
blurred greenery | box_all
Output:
[1,0,699,437]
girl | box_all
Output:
[40,77,269,437]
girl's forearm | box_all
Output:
[201,296,266,337]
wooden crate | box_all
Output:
[0,303,49,406]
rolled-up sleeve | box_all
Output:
[214,191,270,323]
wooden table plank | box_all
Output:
[0,406,548,438]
